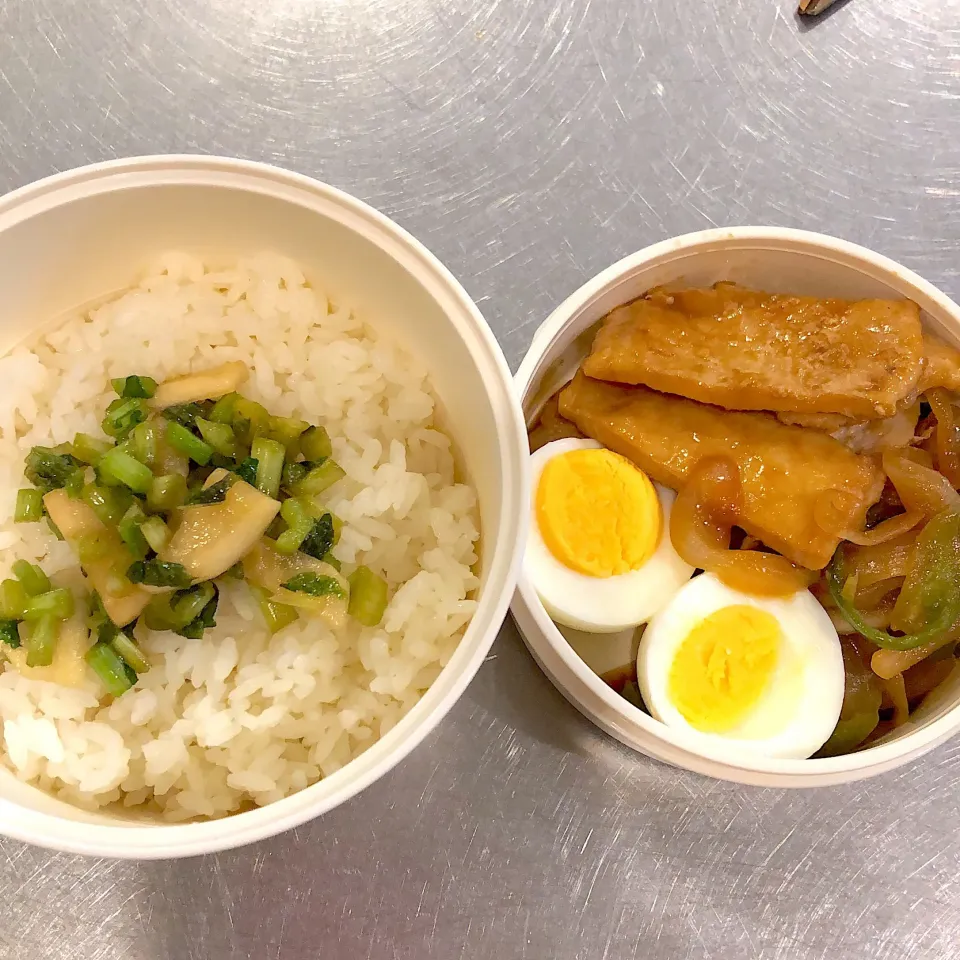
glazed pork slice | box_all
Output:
[919,331,960,393]
[558,372,885,570]
[583,283,923,420]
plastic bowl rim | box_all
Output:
[512,225,960,785]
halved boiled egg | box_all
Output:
[526,438,694,633]
[638,573,844,760]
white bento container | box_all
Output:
[512,227,960,788]
[0,156,528,857]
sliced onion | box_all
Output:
[854,576,904,609]
[880,673,910,727]
[670,456,815,597]
[829,603,893,636]
[927,388,960,487]
[882,450,960,518]
[815,488,922,545]
[845,534,916,590]
[903,657,956,702]
[871,628,959,679]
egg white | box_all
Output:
[526,438,694,633]
[637,573,844,761]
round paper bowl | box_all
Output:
[0,156,528,857]
[512,226,960,788]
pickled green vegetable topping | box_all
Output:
[25,615,59,667]
[0,620,20,649]
[161,401,211,429]
[234,457,259,486]
[185,475,234,506]
[86,642,136,697]
[347,566,388,627]
[102,397,149,440]
[112,375,157,399]
[14,489,43,523]
[282,572,346,599]
[9,364,370,697]
[13,560,50,597]
[300,513,336,562]
[24,447,84,493]
[127,559,192,589]
[98,447,153,493]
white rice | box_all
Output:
[0,252,480,820]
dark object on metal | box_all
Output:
[799,0,841,14]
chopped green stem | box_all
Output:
[139,515,171,553]
[13,560,51,597]
[147,474,187,512]
[131,421,157,468]
[118,504,150,560]
[82,482,132,526]
[88,591,108,625]
[112,375,157,399]
[232,397,269,445]
[143,594,177,632]
[64,469,85,498]
[171,582,215,629]
[0,619,21,648]
[98,447,154,494]
[281,461,310,491]
[102,396,149,440]
[209,392,239,424]
[299,425,332,462]
[267,415,309,450]
[252,586,299,634]
[25,615,58,667]
[22,587,74,621]
[86,642,135,696]
[14,488,43,523]
[110,631,150,674]
[347,566,388,626]
[71,433,115,465]
[251,438,285,499]
[275,498,314,554]
[196,418,237,458]
[0,579,27,619]
[175,584,218,639]
[166,421,213,465]
[291,460,345,497]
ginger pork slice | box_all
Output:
[558,372,885,570]
[919,331,960,393]
[582,283,924,420]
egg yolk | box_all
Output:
[668,605,781,733]
[536,448,660,577]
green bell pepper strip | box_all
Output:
[827,510,960,651]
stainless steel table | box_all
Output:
[1,1,959,958]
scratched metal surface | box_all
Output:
[1,1,960,958]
